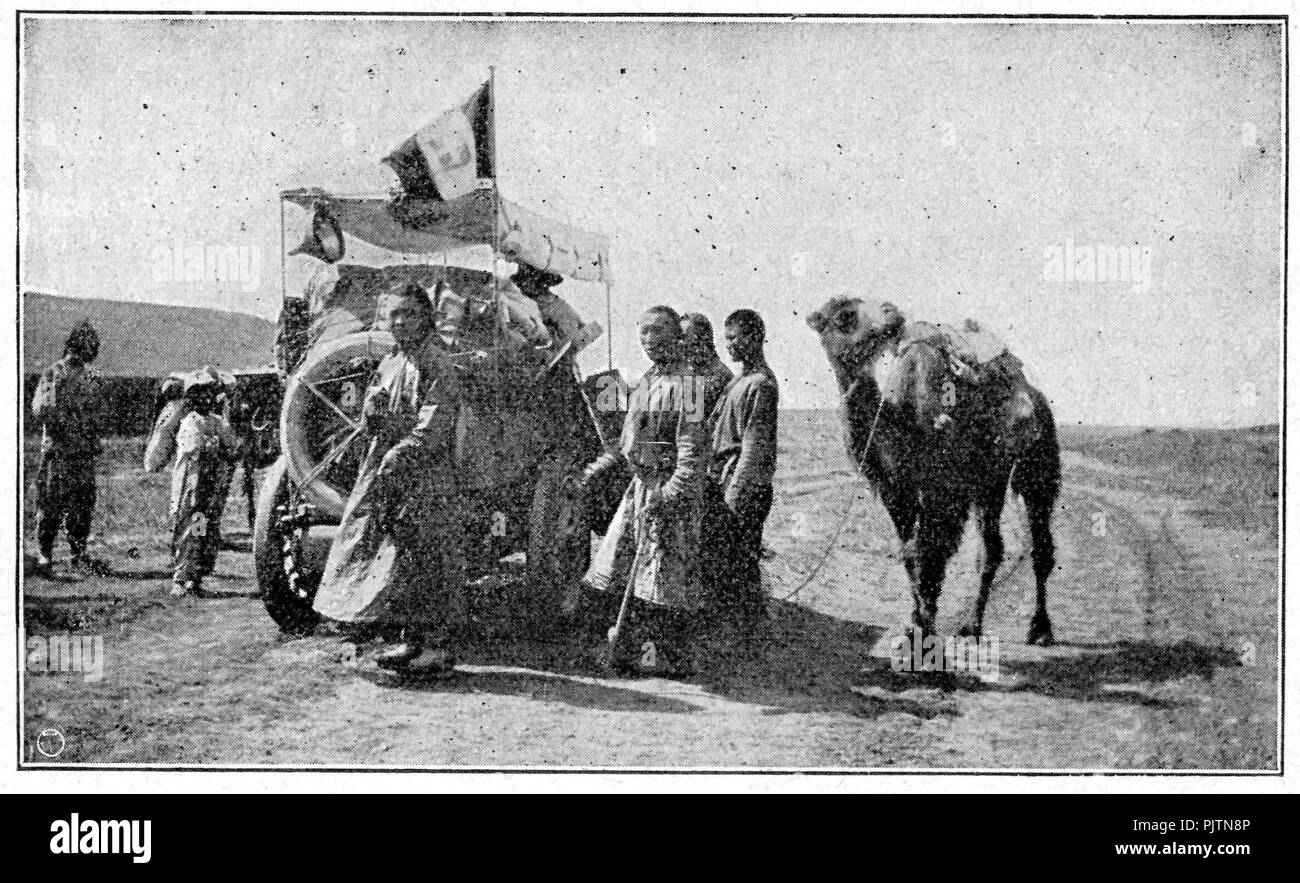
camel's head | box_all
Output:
[806,297,905,385]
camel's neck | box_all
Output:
[869,346,898,398]
[836,340,897,400]
[838,340,918,473]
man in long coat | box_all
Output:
[313,282,468,678]
[146,369,240,582]
[166,372,241,596]
[579,306,709,676]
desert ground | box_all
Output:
[21,415,1278,769]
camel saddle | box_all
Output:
[895,317,1040,452]
[897,318,1016,385]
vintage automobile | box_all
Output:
[254,193,623,635]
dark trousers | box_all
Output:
[701,481,773,617]
[36,452,97,560]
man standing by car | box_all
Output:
[31,320,105,576]
[314,281,470,678]
[512,262,584,348]
[704,309,779,623]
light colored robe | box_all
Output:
[313,333,466,627]
[582,363,709,610]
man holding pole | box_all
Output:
[577,306,709,677]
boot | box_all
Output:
[375,638,424,670]
[402,646,458,678]
[170,580,200,598]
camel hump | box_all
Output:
[936,321,1008,366]
[900,319,1008,367]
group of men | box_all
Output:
[30,319,246,595]
[309,275,781,679]
[571,305,779,676]
[30,283,781,682]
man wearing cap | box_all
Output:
[511,262,584,349]
[576,306,709,677]
[168,371,241,597]
[681,313,734,422]
[31,320,105,576]
[148,368,240,582]
[279,204,346,374]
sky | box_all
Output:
[20,16,1283,425]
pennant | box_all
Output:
[383,80,493,201]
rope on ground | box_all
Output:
[773,359,1034,608]
[778,379,889,603]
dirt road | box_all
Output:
[22,426,1278,769]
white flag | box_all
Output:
[383,80,493,201]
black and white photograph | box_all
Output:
[13,9,1285,775]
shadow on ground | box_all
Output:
[340,581,1245,721]
[352,663,703,714]
[998,640,1241,706]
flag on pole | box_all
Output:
[383,80,493,201]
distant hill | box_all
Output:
[22,290,275,378]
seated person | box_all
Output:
[511,262,584,349]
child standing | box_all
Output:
[168,372,240,597]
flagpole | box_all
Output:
[489,65,502,350]
[279,193,286,304]
[605,279,613,372]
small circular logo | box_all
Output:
[36,728,65,759]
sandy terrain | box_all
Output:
[21,418,1279,769]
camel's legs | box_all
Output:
[1009,391,1060,646]
[882,485,919,585]
[959,478,1008,638]
[911,497,967,637]
[1022,491,1056,646]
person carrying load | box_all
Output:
[167,370,241,597]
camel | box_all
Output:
[806,297,1060,646]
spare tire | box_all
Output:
[254,455,318,634]
[281,330,394,521]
